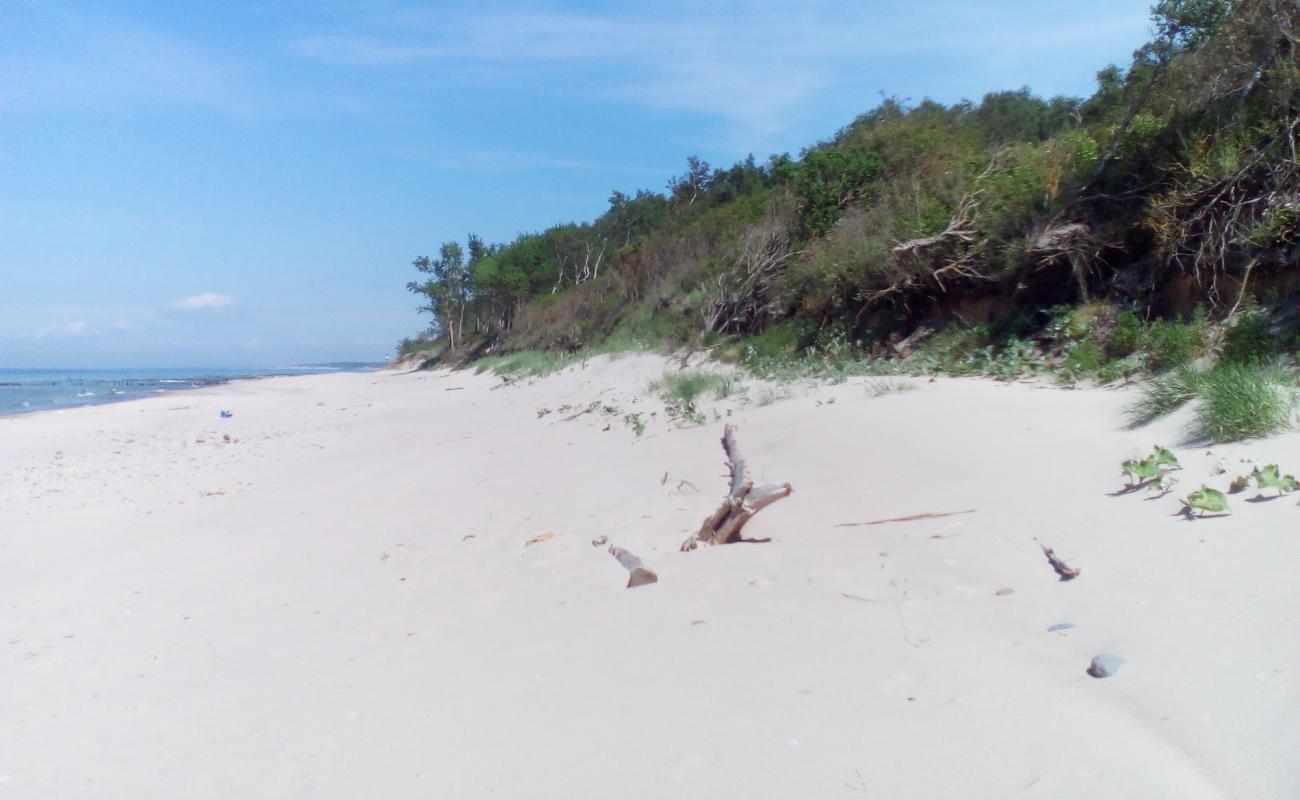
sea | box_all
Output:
[0,364,385,416]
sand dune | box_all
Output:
[3,356,1297,798]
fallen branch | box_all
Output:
[1040,543,1081,581]
[608,546,658,588]
[835,509,975,528]
[680,425,792,551]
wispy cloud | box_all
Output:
[33,320,88,339]
[394,146,607,173]
[174,293,236,311]
[0,8,259,117]
[287,2,1151,151]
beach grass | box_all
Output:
[650,370,736,406]
[475,350,575,378]
[1128,367,1203,425]
[1193,364,1295,442]
[1129,363,1297,442]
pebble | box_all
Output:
[1047,622,1074,632]
[1087,653,1124,678]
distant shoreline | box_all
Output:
[0,364,385,417]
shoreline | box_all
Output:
[0,365,385,420]
[5,354,1297,798]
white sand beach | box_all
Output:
[3,356,1297,798]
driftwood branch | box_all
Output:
[1040,543,1081,581]
[681,425,792,551]
[608,545,658,588]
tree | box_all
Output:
[668,155,712,205]
[406,240,471,351]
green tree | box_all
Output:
[407,240,472,351]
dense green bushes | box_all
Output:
[399,0,1300,442]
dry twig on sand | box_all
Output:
[835,509,975,528]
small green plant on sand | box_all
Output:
[623,412,647,437]
[1182,485,1231,516]
[650,370,737,425]
[1121,445,1181,488]
[1252,464,1297,496]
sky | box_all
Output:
[0,0,1157,368]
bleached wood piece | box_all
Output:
[608,546,658,588]
[681,425,792,551]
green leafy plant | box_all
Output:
[1121,445,1182,487]
[1219,306,1276,365]
[1251,464,1297,496]
[1107,311,1143,357]
[1143,310,1206,372]
[1183,485,1231,516]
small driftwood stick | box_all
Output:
[835,509,975,527]
[681,425,792,551]
[1040,544,1081,581]
[608,545,658,588]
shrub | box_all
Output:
[1057,340,1104,383]
[1193,364,1295,442]
[1107,311,1143,357]
[745,321,813,362]
[1219,307,1275,364]
[1143,310,1206,371]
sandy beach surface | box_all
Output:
[3,355,1297,799]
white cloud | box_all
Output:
[174,293,236,311]
[34,320,88,339]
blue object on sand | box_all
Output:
[1087,653,1124,678]
[220,410,233,418]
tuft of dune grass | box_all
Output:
[1192,364,1295,442]
[475,350,574,378]
[650,370,735,406]
[1129,363,1296,442]
[1128,367,1203,425]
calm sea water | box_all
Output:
[0,365,384,416]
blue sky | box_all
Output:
[0,0,1155,368]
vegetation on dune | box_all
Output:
[1192,363,1296,441]
[398,1,1300,440]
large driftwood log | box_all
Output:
[680,425,792,551]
